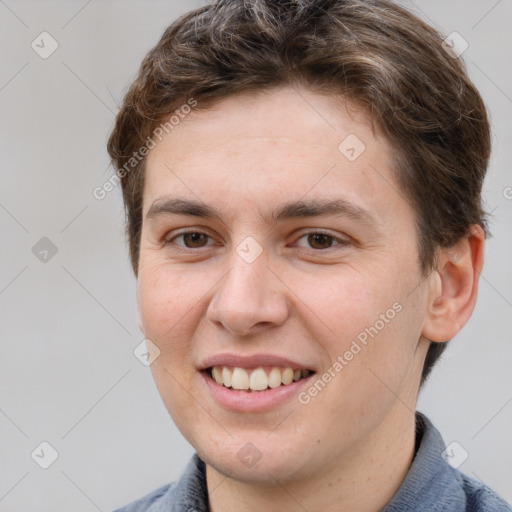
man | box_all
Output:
[107,0,509,510]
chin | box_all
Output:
[203,447,310,485]
[190,430,316,485]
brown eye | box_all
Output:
[295,231,349,251]
[169,231,212,249]
[307,233,334,250]
[183,232,208,248]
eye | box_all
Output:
[167,231,215,249]
[294,231,350,250]
[165,229,350,252]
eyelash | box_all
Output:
[165,229,350,251]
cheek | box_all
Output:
[137,264,206,429]
[302,264,422,389]
[290,267,393,349]
[331,291,424,410]
[137,262,205,339]
[136,263,211,399]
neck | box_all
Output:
[206,405,418,512]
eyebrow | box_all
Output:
[145,197,379,227]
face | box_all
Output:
[137,85,432,485]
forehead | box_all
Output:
[147,86,381,167]
[143,86,409,226]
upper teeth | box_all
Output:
[211,366,311,391]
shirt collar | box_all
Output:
[157,454,208,512]
[381,411,463,511]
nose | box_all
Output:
[206,248,289,336]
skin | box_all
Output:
[137,85,484,512]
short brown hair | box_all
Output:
[107,0,491,385]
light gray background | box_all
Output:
[0,1,510,510]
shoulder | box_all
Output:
[111,453,208,512]
[383,413,510,512]
[111,482,176,512]
[458,472,511,512]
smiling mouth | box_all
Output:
[206,366,315,392]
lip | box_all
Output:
[198,352,317,413]
[198,353,315,371]
[199,368,315,414]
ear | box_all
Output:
[422,225,485,342]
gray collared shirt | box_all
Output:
[113,412,510,511]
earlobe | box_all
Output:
[422,225,485,342]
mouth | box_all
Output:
[198,353,318,412]
[205,365,315,392]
